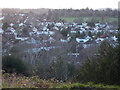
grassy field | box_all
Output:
[60,17,118,23]
[2,73,120,89]
[60,17,78,22]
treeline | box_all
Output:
[2,8,118,26]
[2,8,118,20]
[47,8,118,20]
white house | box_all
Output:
[0,29,3,34]
[60,39,68,43]
[76,38,89,43]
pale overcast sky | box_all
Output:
[0,0,119,9]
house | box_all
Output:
[67,53,80,57]
[49,31,55,35]
[111,36,117,42]
[71,30,77,33]
[3,28,15,40]
[26,37,37,44]
[53,26,59,31]
[60,39,68,43]
[48,37,56,43]
[0,16,4,20]
[76,38,89,43]
[15,37,29,41]
[32,27,38,32]
[55,22,64,27]
[99,35,107,38]
[82,22,87,27]
[0,29,3,34]
[95,38,104,43]
[10,23,14,27]
[19,23,24,27]
[9,27,16,33]
[85,36,92,40]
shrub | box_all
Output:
[2,55,27,74]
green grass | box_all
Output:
[60,17,118,23]
[107,17,118,23]
[60,17,78,22]
[2,73,120,89]
[60,82,120,89]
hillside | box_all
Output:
[1,8,120,89]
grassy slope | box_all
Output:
[60,17,118,23]
[2,73,120,89]
[60,17,78,22]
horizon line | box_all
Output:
[0,7,118,10]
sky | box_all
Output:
[0,0,119,9]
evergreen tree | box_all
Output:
[88,31,93,37]
[75,31,80,38]
[60,29,69,37]
[76,40,120,85]
[2,55,27,74]
[2,22,10,30]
